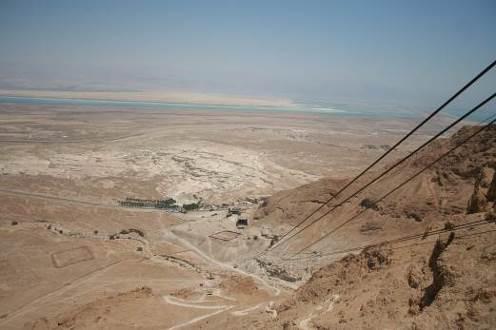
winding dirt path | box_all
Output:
[162,295,234,330]
[231,303,264,316]
[164,229,282,296]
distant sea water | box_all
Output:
[0,95,439,119]
[0,95,418,119]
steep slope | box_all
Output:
[254,177,347,227]
[252,125,496,329]
[265,218,496,329]
[253,125,496,257]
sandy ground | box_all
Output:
[0,103,433,205]
[0,102,451,329]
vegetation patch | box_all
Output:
[118,197,178,210]
[118,197,202,212]
[183,201,201,211]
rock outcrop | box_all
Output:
[487,170,496,202]
[467,172,489,214]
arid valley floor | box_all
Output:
[1,102,495,329]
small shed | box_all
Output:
[236,218,248,228]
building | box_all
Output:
[236,218,248,228]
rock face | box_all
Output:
[467,168,496,214]
[487,170,496,202]
[480,167,495,188]
[257,126,496,330]
[467,183,488,214]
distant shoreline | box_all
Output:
[0,89,294,108]
[0,95,419,119]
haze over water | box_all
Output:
[1,0,495,117]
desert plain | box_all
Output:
[0,102,471,329]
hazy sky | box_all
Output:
[1,0,495,112]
